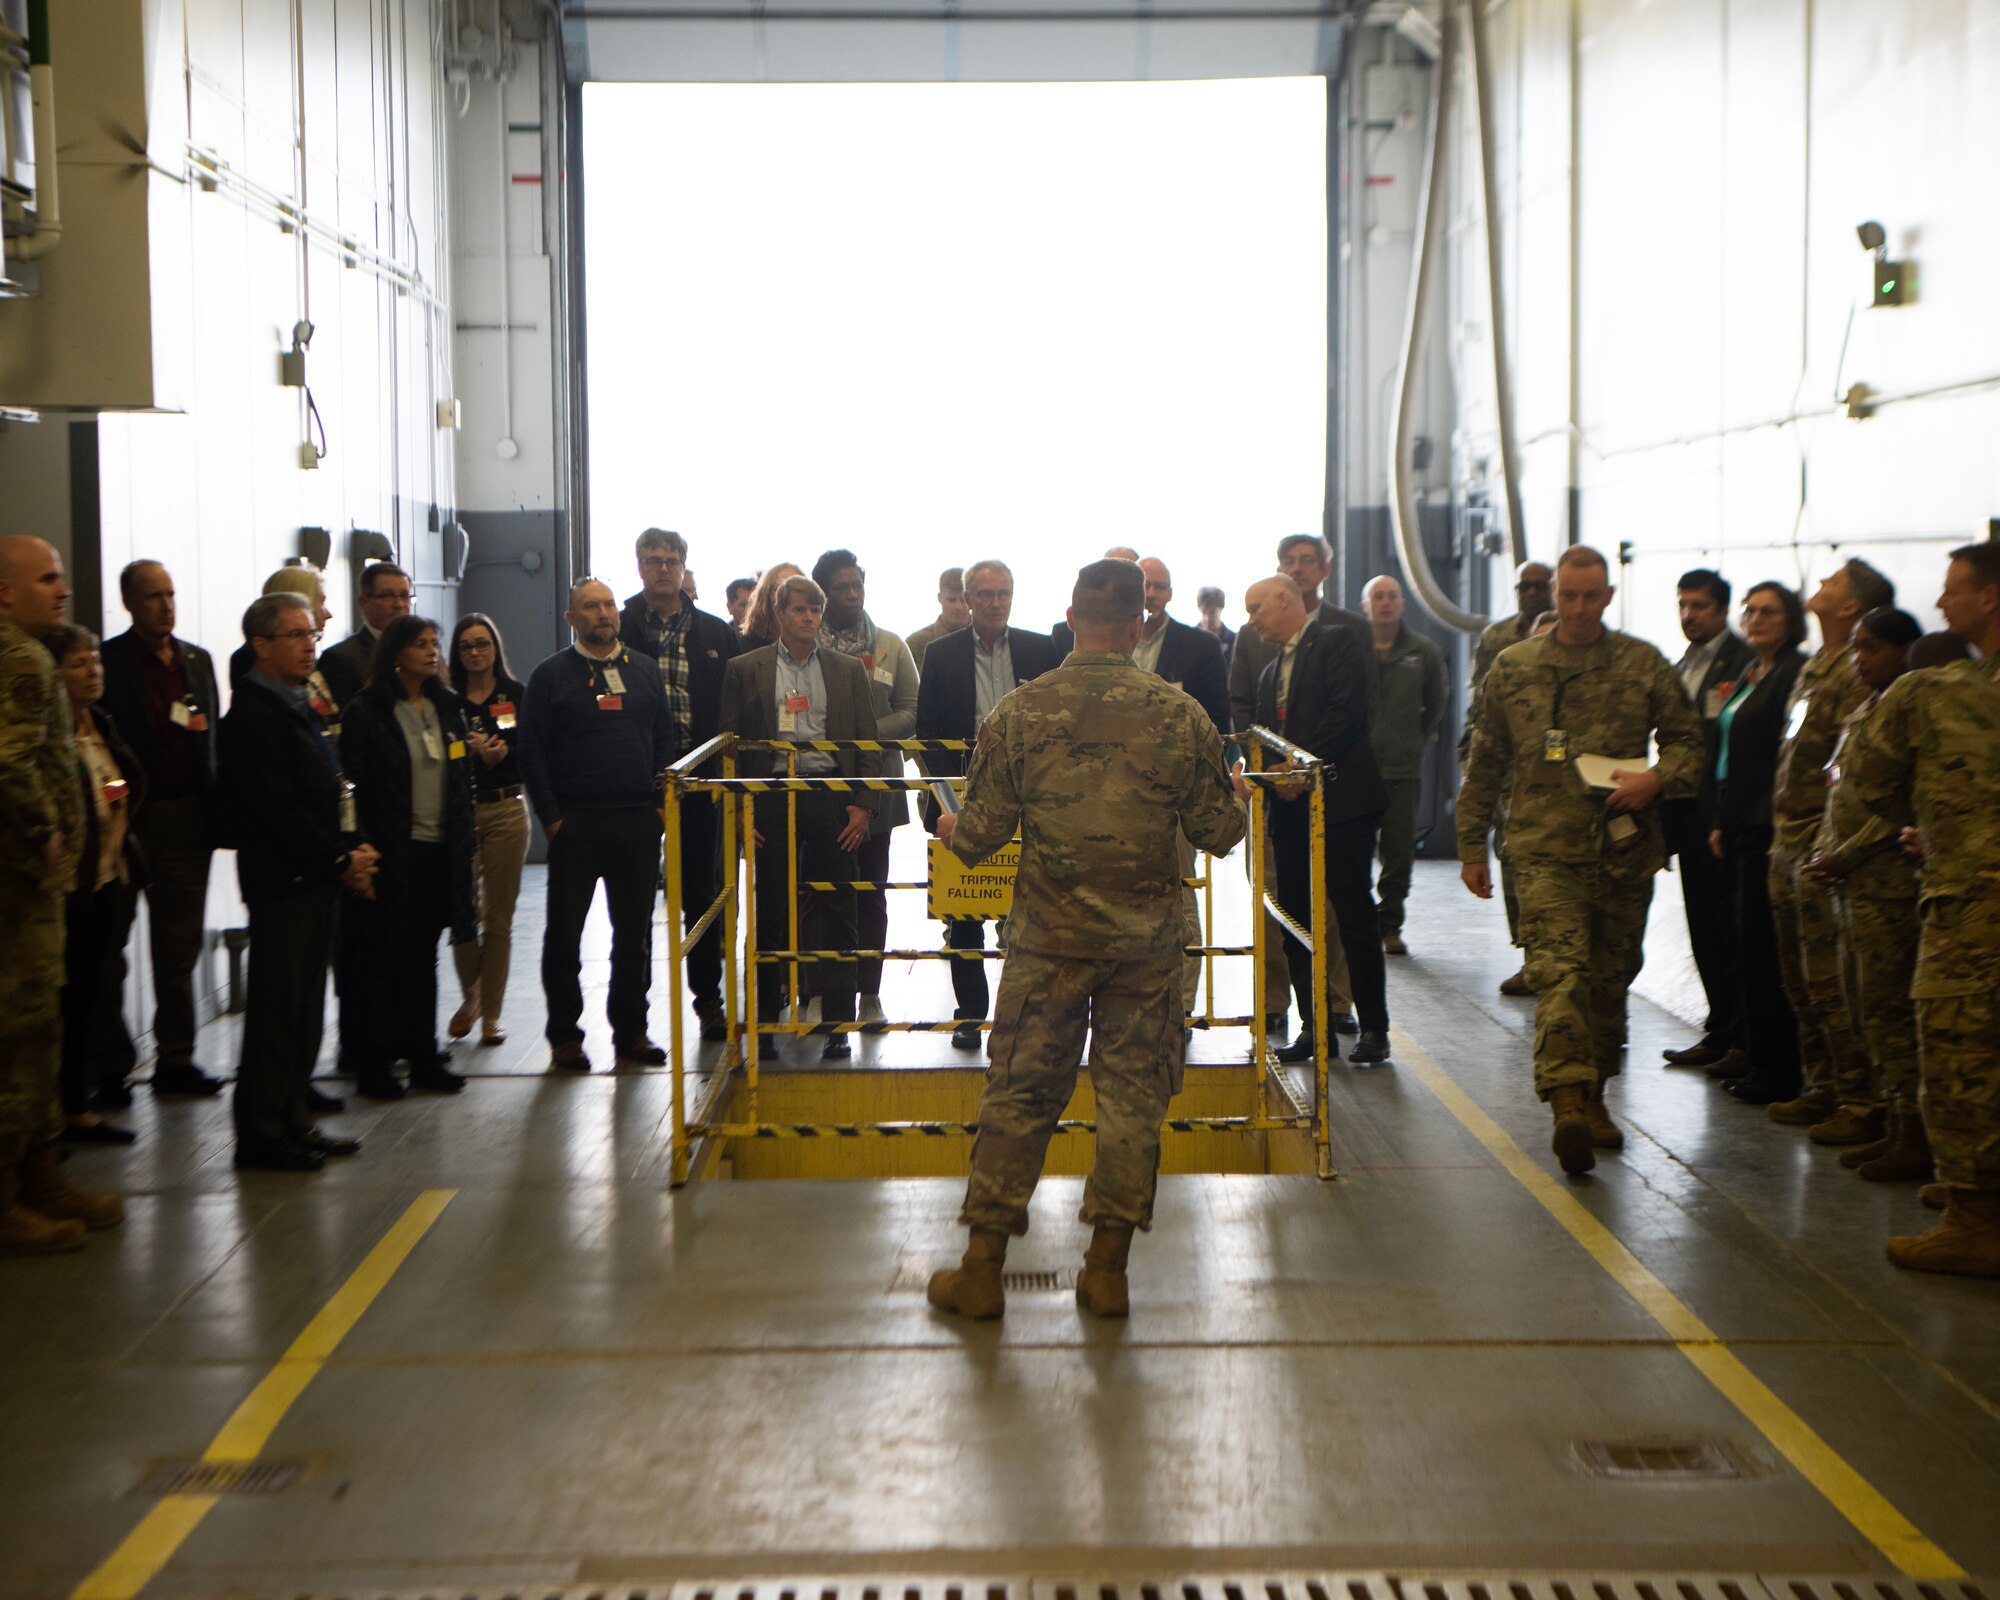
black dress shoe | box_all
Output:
[1348,1029,1391,1066]
[64,1119,137,1145]
[95,1081,134,1110]
[821,1038,853,1061]
[153,1065,224,1096]
[1704,1049,1753,1080]
[356,1070,407,1101]
[695,1004,728,1043]
[1275,1035,1320,1064]
[235,1139,326,1173]
[950,1021,983,1051]
[614,1036,669,1066]
[1663,1039,1725,1067]
[1728,1077,1796,1105]
[1330,1013,1359,1037]
[550,1042,592,1074]
[300,1129,363,1157]
[305,1084,346,1114]
[410,1056,465,1094]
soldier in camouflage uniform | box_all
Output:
[1461,560,1552,994]
[1807,614,1958,1183]
[0,537,122,1256]
[928,559,1246,1321]
[1764,559,1896,1137]
[1458,547,1701,1176]
[1841,544,2000,1277]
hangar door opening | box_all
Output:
[582,79,1327,630]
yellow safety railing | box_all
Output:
[659,729,1333,1185]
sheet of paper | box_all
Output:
[1574,753,1651,791]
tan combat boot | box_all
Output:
[1767,1087,1839,1127]
[1857,1111,1933,1184]
[1498,968,1534,997]
[19,1144,125,1231]
[1920,1183,1948,1211]
[1582,1084,1624,1151]
[1886,1189,2000,1278]
[927,1227,1008,1320]
[0,1164,87,1255]
[1808,1102,1886,1146]
[1075,1222,1135,1319]
[1548,1086,1595,1176]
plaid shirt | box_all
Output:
[644,601,694,752]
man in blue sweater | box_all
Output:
[520,577,675,1073]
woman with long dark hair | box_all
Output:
[447,612,530,1046]
[1705,581,1809,1104]
[339,615,479,1100]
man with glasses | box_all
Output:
[916,559,1060,1051]
[318,562,413,709]
[617,528,742,1040]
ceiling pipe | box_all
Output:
[1388,0,1485,632]
[1465,0,1527,566]
[6,0,62,262]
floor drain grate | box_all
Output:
[1001,1268,1079,1293]
[132,1457,310,1496]
[1572,1439,1745,1479]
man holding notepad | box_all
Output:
[1456,546,1702,1176]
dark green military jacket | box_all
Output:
[1370,625,1446,779]
[950,650,1247,960]
[0,612,83,895]
[1457,627,1701,870]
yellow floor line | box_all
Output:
[1392,1025,1962,1579]
[70,1188,457,1600]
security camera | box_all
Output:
[291,319,315,350]
[1856,221,1886,252]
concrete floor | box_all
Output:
[5,840,1999,1598]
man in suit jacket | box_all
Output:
[917,558,1061,1049]
[98,560,225,1096]
[619,528,742,1038]
[317,561,413,709]
[1241,576,1393,1067]
[1660,568,1757,1068]
[720,574,883,1061]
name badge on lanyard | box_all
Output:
[491,700,517,730]
[597,693,623,712]
[339,779,358,834]
[170,698,208,733]
[421,730,442,762]
[779,692,809,734]
[602,666,626,696]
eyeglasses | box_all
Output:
[263,628,322,643]
[640,556,684,572]
[459,638,495,652]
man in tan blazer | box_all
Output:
[720,575,882,1060]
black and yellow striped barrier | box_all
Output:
[749,946,1258,964]
[692,1114,1313,1140]
[732,737,975,752]
[747,1014,1260,1035]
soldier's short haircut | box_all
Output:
[1910,630,1973,670]
[1744,580,1808,649]
[1948,541,2000,595]
[359,561,411,597]
[242,591,312,641]
[1842,557,1895,613]
[1071,559,1145,627]
[938,566,965,594]
[635,527,688,561]
[1555,545,1610,576]
[811,549,862,590]
[1677,568,1730,609]
[1276,533,1331,566]
[963,559,1013,591]
[1857,606,1921,649]
[774,574,826,611]
[117,559,166,599]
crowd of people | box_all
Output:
[1,524,1995,1284]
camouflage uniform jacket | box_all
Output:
[1813,691,1917,901]
[1771,645,1870,853]
[0,612,83,892]
[1456,628,1701,869]
[1844,657,2000,908]
[1458,613,1533,758]
[949,650,1247,960]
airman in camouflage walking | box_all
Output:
[928,559,1246,1321]
[1765,558,1895,1137]
[0,537,123,1256]
[1843,544,2000,1277]
[1458,547,1701,1176]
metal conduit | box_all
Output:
[1466,0,1527,567]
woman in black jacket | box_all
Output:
[446,613,530,1046]
[47,626,147,1147]
[339,615,479,1100]
[1705,581,1809,1104]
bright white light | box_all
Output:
[584,79,1326,637]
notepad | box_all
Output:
[1574,753,1652,791]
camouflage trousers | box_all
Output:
[1514,857,1653,1099]
[1769,841,1874,1102]
[1914,897,2000,1192]
[1836,888,1920,1112]
[0,886,66,1168]
[960,944,1182,1235]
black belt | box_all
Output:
[481,784,525,802]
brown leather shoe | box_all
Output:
[927,1226,1008,1320]
[1076,1221,1135,1318]
[19,1143,123,1230]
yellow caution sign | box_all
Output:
[927,838,1019,920]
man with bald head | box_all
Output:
[0,538,122,1253]
[99,558,226,1097]
[1362,574,1446,954]
[519,576,677,1073]
[1241,575,1393,1067]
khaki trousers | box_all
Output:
[453,796,531,1027]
